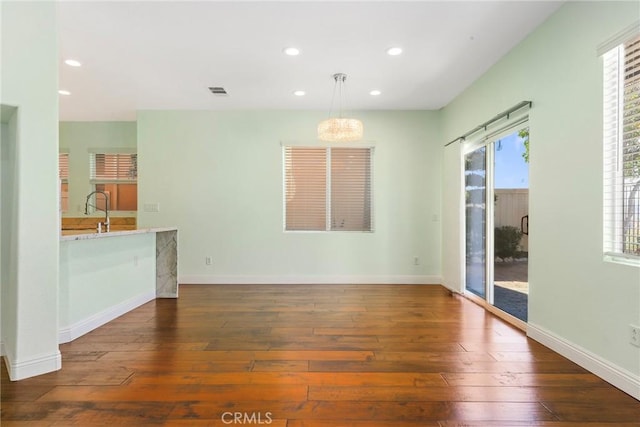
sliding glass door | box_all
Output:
[464,127,529,323]
[464,146,487,298]
[492,129,529,321]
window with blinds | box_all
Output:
[603,33,640,259]
[59,153,69,182]
[90,153,138,211]
[59,153,69,212]
[90,153,137,182]
[284,146,373,232]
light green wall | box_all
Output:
[59,121,137,217]
[442,0,640,382]
[7,0,635,393]
[0,1,60,378]
[138,110,442,283]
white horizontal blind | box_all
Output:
[623,36,640,256]
[330,147,372,231]
[59,153,69,212]
[603,34,640,258]
[284,146,373,231]
[59,153,69,183]
[284,147,327,231]
[603,45,622,254]
[90,153,138,183]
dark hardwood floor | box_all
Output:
[2,284,639,426]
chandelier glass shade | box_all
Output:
[317,117,364,142]
[318,73,363,142]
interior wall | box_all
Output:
[441,1,640,394]
[137,110,442,284]
[0,121,4,354]
[59,121,137,218]
[0,1,60,379]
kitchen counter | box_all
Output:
[58,227,178,343]
[60,227,177,240]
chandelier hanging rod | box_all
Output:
[317,72,363,143]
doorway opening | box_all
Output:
[464,126,529,325]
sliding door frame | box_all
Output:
[461,114,529,330]
[462,140,495,305]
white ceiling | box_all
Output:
[57,1,563,121]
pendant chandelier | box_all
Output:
[317,73,363,142]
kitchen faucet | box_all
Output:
[84,190,110,233]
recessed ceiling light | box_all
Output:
[64,59,82,67]
[283,47,300,56]
[386,47,403,56]
[370,90,382,96]
[293,90,306,96]
[58,90,71,96]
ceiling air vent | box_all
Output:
[208,86,228,97]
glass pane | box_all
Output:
[622,38,640,255]
[493,128,529,321]
[465,147,486,298]
[60,182,68,212]
[284,147,327,231]
[92,153,137,180]
[95,183,138,211]
[330,148,372,231]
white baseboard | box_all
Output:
[528,322,640,400]
[59,290,156,344]
[3,350,61,381]
[179,274,442,285]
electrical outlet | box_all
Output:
[205,256,213,266]
[413,256,420,266]
[631,324,640,347]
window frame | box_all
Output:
[602,26,640,265]
[282,144,374,233]
[89,150,138,213]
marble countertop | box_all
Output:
[60,227,177,242]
